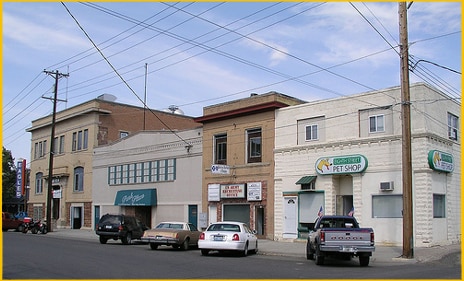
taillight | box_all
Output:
[199,233,205,240]
[118,225,123,231]
[320,231,325,242]
[232,234,240,241]
[370,232,375,244]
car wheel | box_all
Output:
[315,244,324,265]
[252,241,258,254]
[359,255,370,266]
[181,238,189,251]
[150,243,158,250]
[122,232,132,245]
[99,236,108,244]
[306,242,314,260]
[241,242,249,257]
[201,249,209,256]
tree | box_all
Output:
[3,147,17,200]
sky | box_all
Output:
[2,2,461,166]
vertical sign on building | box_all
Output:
[16,159,26,198]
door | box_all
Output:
[188,205,198,228]
[72,207,82,229]
[255,206,265,236]
[94,206,100,230]
[283,197,298,238]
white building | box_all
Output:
[92,128,203,228]
[274,83,460,247]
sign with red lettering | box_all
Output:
[220,184,245,199]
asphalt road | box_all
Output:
[3,231,460,279]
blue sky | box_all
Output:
[3,2,461,165]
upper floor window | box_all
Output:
[34,140,47,159]
[369,115,385,133]
[72,129,88,151]
[74,167,84,192]
[214,134,227,165]
[35,172,43,194]
[305,124,318,141]
[247,128,262,163]
[448,113,458,141]
[53,135,65,155]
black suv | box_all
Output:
[96,214,148,245]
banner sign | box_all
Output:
[16,159,26,198]
[315,154,368,175]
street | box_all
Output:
[3,231,460,279]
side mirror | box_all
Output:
[252,230,258,235]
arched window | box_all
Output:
[35,172,43,194]
[74,167,84,192]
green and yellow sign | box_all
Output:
[315,154,368,175]
[428,150,454,173]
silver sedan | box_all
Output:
[198,221,258,256]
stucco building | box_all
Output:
[27,96,199,229]
[194,92,305,238]
[274,83,461,246]
[92,128,203,228]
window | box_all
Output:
[35,172,43,194]
[247,128,262,163]
[433,194,445,218]
[448,113,458,140]
[53,135,65,155]
[120,131,129,138]
[372,195,402,218]
[34,140,47,159]
[214,134,227,165]
[72,129,89,151]
[74,167,84,192]
[305,125,318,141]
[108,159,176,185]
[369,115,385,133]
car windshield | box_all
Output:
[207,223,241,232]
[156,223,183,229]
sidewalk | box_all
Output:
[47,228,460,264]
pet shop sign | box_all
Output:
[428,150,453,173]
[315,155,368,175]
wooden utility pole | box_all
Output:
[399,2,414,259]
[43,70,69,232]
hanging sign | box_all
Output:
[315,154,368,175]
[428,150,454,173]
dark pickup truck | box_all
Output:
[306,215,375,266]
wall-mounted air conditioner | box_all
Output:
[380,181,394,191]
[449,129,457,140]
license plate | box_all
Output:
[341,247,355,252]
[213,235,224,241]
[105,225,112,229]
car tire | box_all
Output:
[150,243,158,250]
[241,242,249,257]
[181,238,189,251]
[122,232,132,245]
[201,249,209,256]
[99,236,108,244]
[251,241,258,254]
[306,242,315,260]
[359,256,370,267]
[315,244,324,265]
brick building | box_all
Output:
[27,96,199,229]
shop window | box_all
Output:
[214,133,227,165]
[433,194,445,218]
[372,195,402,218]
[448,113,458,141]
[247,128,262,163]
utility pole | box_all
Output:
[399,2,414,259]
[43,70,69,232]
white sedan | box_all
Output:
[198,221,258,256]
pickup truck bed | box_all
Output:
[306,215,375,266]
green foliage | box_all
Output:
[3,147,17,200]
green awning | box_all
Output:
[295,176,316,185]
[114,189,157,206]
